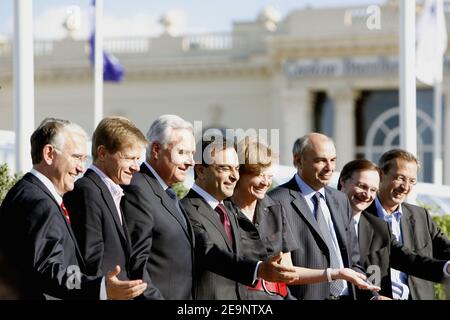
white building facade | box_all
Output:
[1,1,450,183]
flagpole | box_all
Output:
[433,80,443,184]
[94,0,103,129]
[13,0,34,174]
[399,0,417,156]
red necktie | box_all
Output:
[60,202,71,224]
[215,203,233,246]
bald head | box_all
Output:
[293,133,336,190]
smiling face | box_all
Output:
[378,158,418,213]
[98,144,144,185]
[151,128,195,186]
[340,169,380,215]
[195,147,240,201]
[297,134,336,190]
[51,131,88,195]
[235,166,273,202]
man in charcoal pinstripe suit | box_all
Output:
[269,133,362,300]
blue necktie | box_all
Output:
[165,187,187,229]
[313,192,345,297]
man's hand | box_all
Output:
[106,265,148,300]
[257,253,298,282]
[333,268,381,291]
[371,295,393,300]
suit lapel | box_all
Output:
[85,169,128,245]
[140,164,192,240]
[286,177,329,250]
[224,200,240,252]
[25,173,86,269]
[359,212,375,259]
[188,190,234,251]
[324,188,346,245]
[399,205,415,248]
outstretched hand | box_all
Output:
[333,268,381,291]
[106,265,148,300]
[257,253,299,283]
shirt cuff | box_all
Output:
[253,261,263,285]
[100,276,107,300]
[443,261,450,277]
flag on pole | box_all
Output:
[416,0,447,85]
[89,0,124,82]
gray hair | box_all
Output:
[146,114,193,149]
[31,118,88,165]
[378,149,420,174]
[292,135,310,159]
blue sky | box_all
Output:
[0,0,386,39]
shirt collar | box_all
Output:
[295,173,326,200]
[192,183,221,210]
[145,162,169,191]
[90,164,124,200]
[353,212,362,226]
[375,196,403,222]
[30,168,63,205]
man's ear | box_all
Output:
[96,145,107,161]
[293,154,302,168]
[194,164,205,180]
[151,142,162,160]
[42,144,56,165]
[339,177,345,190]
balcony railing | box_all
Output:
[0,32,252,58]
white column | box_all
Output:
[271,76,312,165]
[328,88,357,171]
[399,0,417,155]
[443,86,450,185]
[13,0,35,174]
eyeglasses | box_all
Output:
[53,146,88,164]
[390,174,417,186]
[352,180,378,195]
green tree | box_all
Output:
[172,182,189,199]
[0,164,22,204]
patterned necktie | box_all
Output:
[165,187,187,229]
[313,192,345,297]
[215,203,234,246]
[60,202,71,224]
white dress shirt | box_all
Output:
[145,162,169,191]
[90,164,124,225]
[375,197,409,300]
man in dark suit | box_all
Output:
[338,159,450,299]
[0,118,147,300]
[64,116,147,280]
[365,149,450,299]
[269,132,362,300]
[121,115,197,300]
[182,138,256,299]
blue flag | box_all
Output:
[89,1,124,82]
